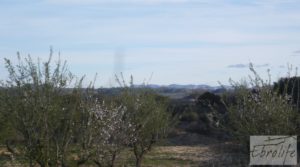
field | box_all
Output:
[0,134,248,167]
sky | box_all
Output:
[1,0,300,87]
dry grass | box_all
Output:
[153,146,216,162]
[0,141,249,167]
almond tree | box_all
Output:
[91,100,132,167]
[120,88,171,167]
[224,64,298,149]
[76,90,133,167]
[1,52,82,167]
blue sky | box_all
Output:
[1,0,300,87]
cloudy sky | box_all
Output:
[1,0,300,87]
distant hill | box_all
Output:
[98,84,231,99]
[133,84,230,90]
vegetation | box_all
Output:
[112,76,171,167]
[0,53,82,166]
[1,53,300,166]
[222,63,299,150]
[118,88,170,167]
[76,87,133,167]
[0,53,171,167]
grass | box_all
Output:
[118,143,248,167]
[114,146,210,167]
[0,141,249,167]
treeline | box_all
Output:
[0,54,171,167]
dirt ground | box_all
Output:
[0,134,248,167]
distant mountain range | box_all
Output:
[97,84,232,99]
[134,84,230,91]
[129,84,232,99]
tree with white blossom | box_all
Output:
[118,82,171,167]
[76,89,134,167]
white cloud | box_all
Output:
[1,0,300,86]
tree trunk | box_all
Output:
[111,151,117,167]
[5,140,15,154]
[133,144,144,167]
[135,156,143,167]
[93,160,102,167]
[29,158,33,167]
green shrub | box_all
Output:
[1,53,83,167]
[180,111,199,122]
[224,64,299,148]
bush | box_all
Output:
[274,76,300,111]
[224,64,299,149]
[0,53,83,166]
[180,111,199,122]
